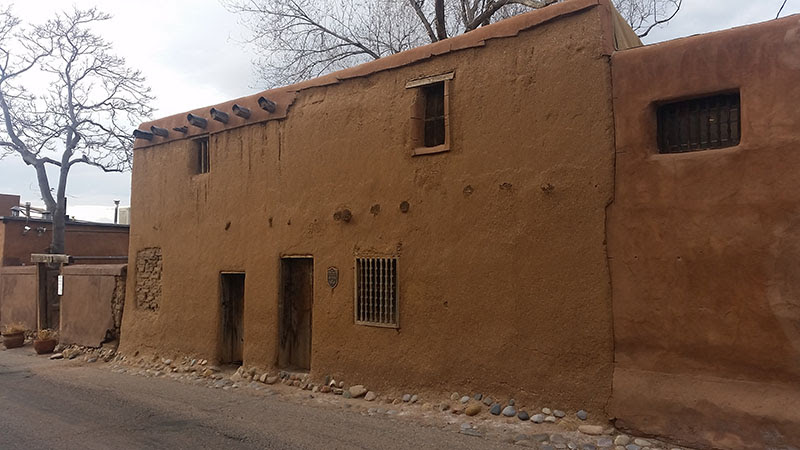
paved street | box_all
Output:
[0,346,516,450]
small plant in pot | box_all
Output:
[1,322,28,349]
[33,329,58,354]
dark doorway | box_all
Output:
[37,264,60,330]
[279,257,313,371]
[220,273,245,365]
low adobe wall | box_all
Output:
[0,266,37,330]
[609,15,800,449]
[59,264,126,347]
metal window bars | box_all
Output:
[355,257,398,327]
[195,136,210,173]
[657,92,741,154]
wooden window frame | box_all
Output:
[407,72,453,156]
[193,135,210,174]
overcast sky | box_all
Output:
[0,0,797,222]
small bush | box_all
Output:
[1,322,27,335]
[37,328,58,341]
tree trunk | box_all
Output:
[50,164,71,255]
[50,200,66,254]
[435,0,447,40]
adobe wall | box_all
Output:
[0,219,129,266]
[59,264,126,347]
[608,15,800,449]
[0,266,37,330]
[121,3,618,412]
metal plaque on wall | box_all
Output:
[327,267,339,288]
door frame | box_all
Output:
[277,255,314,371]
[219,271,246,365]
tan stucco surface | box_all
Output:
[608,15,800,449]
[0,266,37,329]
[59,264,125,347]
[121,4,618,411]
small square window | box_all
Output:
[194,136,209,173]
[406,72,452,156]
[355,257,398,328]
[657,92,740,153]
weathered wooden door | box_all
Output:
[279,258,313,370]
[220,273,245,365]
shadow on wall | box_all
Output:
[767,220,800,358]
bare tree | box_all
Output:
[225,0,681,87]
[0,7,153,254]
[614,0,681,38]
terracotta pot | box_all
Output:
[33,338,58,354]
[2,332,25,349]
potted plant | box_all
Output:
[1,323,27,349]
[33,329,58,354]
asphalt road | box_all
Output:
[0,346,517,450]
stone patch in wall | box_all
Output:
[135,248,162,312]
[110,267,127,338]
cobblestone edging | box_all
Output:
[45,348,696,450]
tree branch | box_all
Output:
[409,0,439,43]
[777,0,788,19]
[69,154,124,172]
[635,0,681,38]
[434,0,447,40]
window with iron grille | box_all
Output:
[657,92,741,153]
[355,257,398,327]
[422,82,445,147]
[194,136,210,173]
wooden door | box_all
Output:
[279,258,313,370]
[220,273,245,364]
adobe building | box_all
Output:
[0,216,130,266]
[124,0,629,411]
[0,192,130,266]
[0,193,20,217]
[122,0,800,447]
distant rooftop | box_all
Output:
[1,215,129,229]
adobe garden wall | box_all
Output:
[0,266,37,330]
[59,264,127,347]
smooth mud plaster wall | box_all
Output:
[608,15,800,449]
[59,264,126,347]
[0,266,37,329]
[121,5,617,410]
